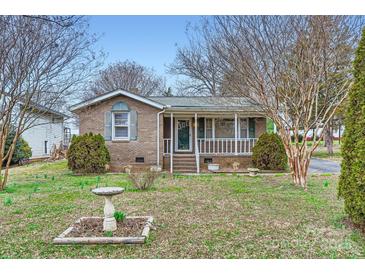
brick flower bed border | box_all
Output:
[53,216,154,245]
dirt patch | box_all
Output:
[68,217,147,237]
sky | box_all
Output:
[88,16,202,88]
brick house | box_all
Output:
[70,89,267,173]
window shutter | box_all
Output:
[249,118,256,138]
[104,111,112,141]
[130,110,138,140]
[198,117,205,138]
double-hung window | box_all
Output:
[239,118,249,138]
[112,112,129,140]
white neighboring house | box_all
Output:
[21,109,70,159]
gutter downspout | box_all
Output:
[156,108,166,169]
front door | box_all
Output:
[175,119,192,152]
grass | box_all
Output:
[0,160,364,258]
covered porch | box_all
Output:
[161,111,266,173]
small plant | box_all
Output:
[128,169,160,190]
[114,211,126,222]
[104,231,113,237]
[3,197,13,206]
[44,174,48,179]
[4,186,16,193]
[51,176,55,181]
[79,182,85,190]
[323,180,329,187]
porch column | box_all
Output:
[170,112,173,173]
[194,113,200,174]
[234,113,238,155]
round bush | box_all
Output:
[67,133,110,174]
[252,133,287,170]
[4,132,32,165]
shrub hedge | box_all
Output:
[67,133,110,174]
[4,132,32,165]
[252,133,287,170]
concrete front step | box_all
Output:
[174,166,196,169]
[173,169,197,173]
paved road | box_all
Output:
[308,158,341,174]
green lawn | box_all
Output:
[0,161,364,258]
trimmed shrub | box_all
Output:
[338,28,365,227]
[3,132,32,165]
[252,133,287,170]
[67,133,110,174]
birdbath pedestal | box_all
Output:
[91,187,124,232]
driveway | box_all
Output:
[308,158,341,174]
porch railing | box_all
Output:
[163,138,257,155]
[198,138,257,155]
[163,138,171,154]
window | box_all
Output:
[239,118,248,138]
[44,141,48,154]
[215,118,235,138]
[112,112,129,140]
[205,118,213,138]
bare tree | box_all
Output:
[175,16,362,189]
[212,16,364,189]
[168,19,224,96]
[85,60,165,99]
[0,16,100,190]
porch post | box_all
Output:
[194,113,200,174]
[234,113,238,155]
[170,112,173,173]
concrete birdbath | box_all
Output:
[53,186,154,245]
[91,187,124,232]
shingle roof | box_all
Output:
[148,96,260,111]
[69,89,263,113]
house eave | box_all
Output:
[70,89,165,112]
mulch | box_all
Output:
[67,217,147,237]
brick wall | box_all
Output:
[76,95,163,172]
[255,117,267,138]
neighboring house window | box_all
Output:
[44,141,48,154]
[112,112,130,140]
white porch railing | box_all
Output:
[163,138,258,155]
[163,138,171,154]
[198,138,257,155]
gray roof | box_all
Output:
[148,96,260,111]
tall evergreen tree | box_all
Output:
[338,28,365,227]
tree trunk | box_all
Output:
[0,137,17,191]
[324,123,334,155]
[286,147,311,191]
